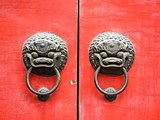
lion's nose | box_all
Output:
[109,43,115,48]
[40,43,45,47]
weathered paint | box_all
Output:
[79,0,160,120]
[0,0,77,120]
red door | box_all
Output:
[80,0,160,120]
[0,0,77,120]
[0,0,160,120]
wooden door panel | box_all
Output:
[80,0,160,120]
[0,0,77,120]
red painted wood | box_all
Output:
[0,0,77,120]
[80,0,160,120]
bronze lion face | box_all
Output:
[22,32,68,76]
[89,32,135,75]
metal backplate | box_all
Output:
[22,32,68,76]
[89,32,135,76]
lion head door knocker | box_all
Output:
[22,32,68,101]
[89,32,135,102]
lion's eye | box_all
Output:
[100,52,107,58]
[117,52,123,57]
[48,52,54,58]
[31,52,38,58]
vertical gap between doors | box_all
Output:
[77,0,80,119]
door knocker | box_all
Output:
[89,32,135,101]
[22,32,68,101]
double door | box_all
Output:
[0,0,160,120]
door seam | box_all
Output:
[77,0,80,119]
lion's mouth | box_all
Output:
[102,57,123,65]
[26,53,54,67]
[94,51,129,68]
[33,57,54,66]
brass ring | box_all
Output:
[94,66,128,96]
[26,67,60,96]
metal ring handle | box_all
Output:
[26,67,60,96]
[94,66,128,96]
